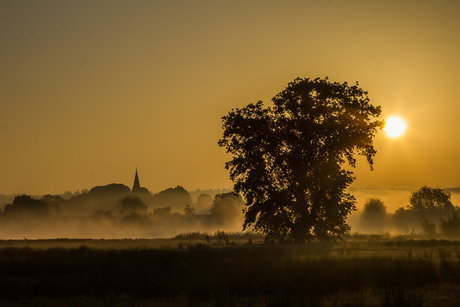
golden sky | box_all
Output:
[1,0,460,195]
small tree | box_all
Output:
[407,186,454,233]
[390,187,455,233]
[209,193,245,226]
[392,207,420,233]
[360,198,387,232]
[195,194,213,213]
[184,204,196,216]
[439,212,460,237]
[409,186,454,212]
[420,216,437,235]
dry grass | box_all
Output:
[1,235,460,306]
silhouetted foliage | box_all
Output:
[61,190,87,199]
[89,183,131,196]
[151,186,192,211]
[409,186,454,212]
[393,186,455,233]
[360,198,387,232]
[194,193,213,214]
[209,193,245,226]
[120,196,148,216]
[63,184,131,215]
[439,211,460,237]
[219,77,382,243]
[0,194,16,207]
[197,194,212,205]
[184,204,196,216]
[63,192,91,213]
[420,216,437,235]
[2,195,49,218]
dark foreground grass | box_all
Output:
[1,243,460,306]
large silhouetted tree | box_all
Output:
[219,77,383,243]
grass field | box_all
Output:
[1,234,460,306]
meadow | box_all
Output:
[1,233,460,306]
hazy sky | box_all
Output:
[1,0,460,195]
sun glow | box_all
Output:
[384,116,407,138]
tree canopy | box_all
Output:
[408,186,454,212]
[219,77,383,243]
[3,195,50,217]
[151,186,193,211]
[89,183,131,196]
[209,192,245,226]
[120,196,148,216]
[360,198,387,232]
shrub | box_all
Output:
[439,211,460,237]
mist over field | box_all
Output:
[0,185,245,240]
[1,185,459,240]
[348,187,460,235]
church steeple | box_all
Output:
[132,168,141,192]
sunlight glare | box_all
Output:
[384,116,407,138]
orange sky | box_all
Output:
[1,1,460,195]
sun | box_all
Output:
[384,116,407,138]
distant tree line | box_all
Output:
[0,183,246,238]
[359,186,460,237]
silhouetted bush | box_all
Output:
[194,193,213,214]
[174,230,265,241]
[184,204,196,216]
[420,216,437,235]
[89,183,131,196]
[208,193,244,227]
[392,207,420,232]
[440,211,460,237]
[360,198,387,232]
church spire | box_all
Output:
[132,168,141,192]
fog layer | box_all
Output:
[2,186,460,239]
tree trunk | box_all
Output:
[291,221,311,244]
